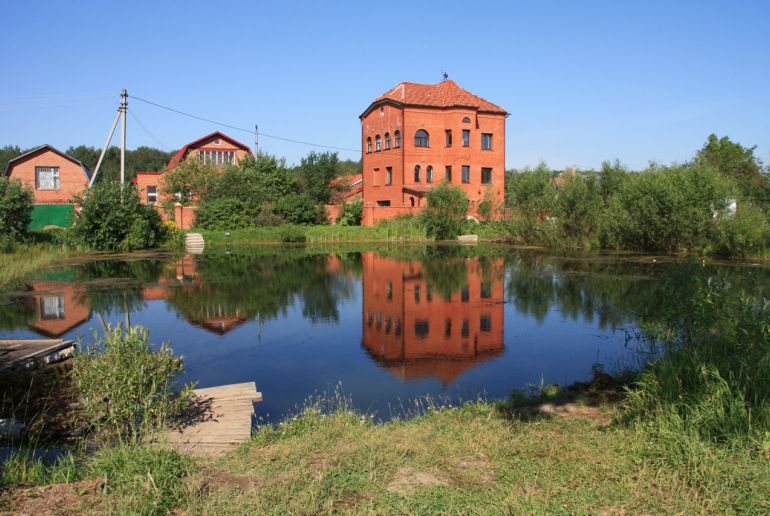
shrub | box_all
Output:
[72,324,192,443]
[708,203,770,257]
[195,198,254,230]
[336,198,363,226]
[553,172,603,245]
[420,183,470,240]
[277,193,318,224]
[0,177,33,242]
[72,182,168,251]
[506,163,556,223]
[601,164,734,252]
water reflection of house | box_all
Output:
[362,253,504,385]
[141,255,247,335]
[27,282,91,338]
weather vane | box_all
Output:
[442,71,449,81]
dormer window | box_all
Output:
[199,149,235,165]
[213,139,221,145]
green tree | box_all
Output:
[420,182,470,240]
[695,134,769,207]
[72,182,168,251]
[506,162,557,222]
[599,159,629,199]
[295,151,339,204]
[554,172,603,244]
[0,177,33,242]
[160,159,220,205]
[0,145,23,175]
[337,198,363,226]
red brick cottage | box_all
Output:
[3,145,91,229]
[134,131,253,228]
[359,80,508,226]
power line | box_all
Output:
[129,94,360,153]
[128,108,169,150]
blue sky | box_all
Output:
[1,0,768,170]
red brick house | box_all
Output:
[3,145,91,228]
[134,131,253,219]
[359,80,507,226]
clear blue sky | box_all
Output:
[1,0,768,170]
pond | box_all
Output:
[1,245,768,423]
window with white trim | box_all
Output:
[199,149,236,165]
[35,167,60,190]
[40,295,65,320]
[147,185,158,204]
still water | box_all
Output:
[1,246,767,422]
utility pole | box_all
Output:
[120,89,127,189]
[255,124,259,155]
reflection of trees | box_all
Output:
[75,260,165,316]
[0,284,34,330]
[166,252,359,325]
[505,254,770,331]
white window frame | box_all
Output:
[147,185,158,204]
[35,166,60,191]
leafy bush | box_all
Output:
[601,164,734,252]
[420,183,470,240]
[553,172,602,245]
[708,203,770,257]
[506,163,556,223]
[72,324,192,443]
[276,193,318,224]
[195,198,255,230]
[0,176,33,242]
[72,182,168,251]
[336,198,363,226]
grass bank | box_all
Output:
[0,243,72,285]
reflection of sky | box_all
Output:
[1,260,641,424]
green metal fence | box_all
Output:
[29,204,75,230]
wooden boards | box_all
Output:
[0,339,76,372]
[165,381,262,456]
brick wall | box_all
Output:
[7,149,89,204]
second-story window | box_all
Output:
[445,165,452,183]
[375,135,382,152]
[481,167,492,184]
[386,166,392,185]
[445,129,452,147]
[415,129,429,147]
[199,150,235,165]
[366,137,372,153]
[384,132,391,150]
[426,165,433,183]
[394,130,401,148]
[482,133,493,150]
[147,186,158,204]
[414,165,421,182]
[35,166,60,190]
[462,165,470,183]
[462,130,470,147]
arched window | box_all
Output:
[375,134,382,152]
[414,129,429,147]
[367,137,372,153]
[384,132,391,150]
[426,165,433,183]
[462,116,471,123]
[414,165,421,183]
[394,130,401,148]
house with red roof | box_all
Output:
[359,80,507,225]
[134,131,253,222]
[3,144,91,229]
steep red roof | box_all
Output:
[167,131,253,168]
[363,80,507,117]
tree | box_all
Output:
[420,182,470,240]
[506,162,557,222]
[695,134,769,207]
[72,182,168,251]
[0,177,33,242]
[0,145,23,176]
[599,159,629,199]
[160,159,220,205]
[337,198,363,226]
[295,151,339,204]
[66,145,174,183]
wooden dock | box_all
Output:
[0,339,76,372]
[165,382,262,456]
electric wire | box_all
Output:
[129,94,360,153]
[128,108,169,150]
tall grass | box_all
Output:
[72,323,193,444]
[0,451,81,487]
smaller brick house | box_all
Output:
[3,145,91,229]
[135,131,253,208]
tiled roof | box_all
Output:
[168,131,253,168]
[368,80,507,115]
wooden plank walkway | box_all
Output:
[0,339,76,372]
[165,382,262,456]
